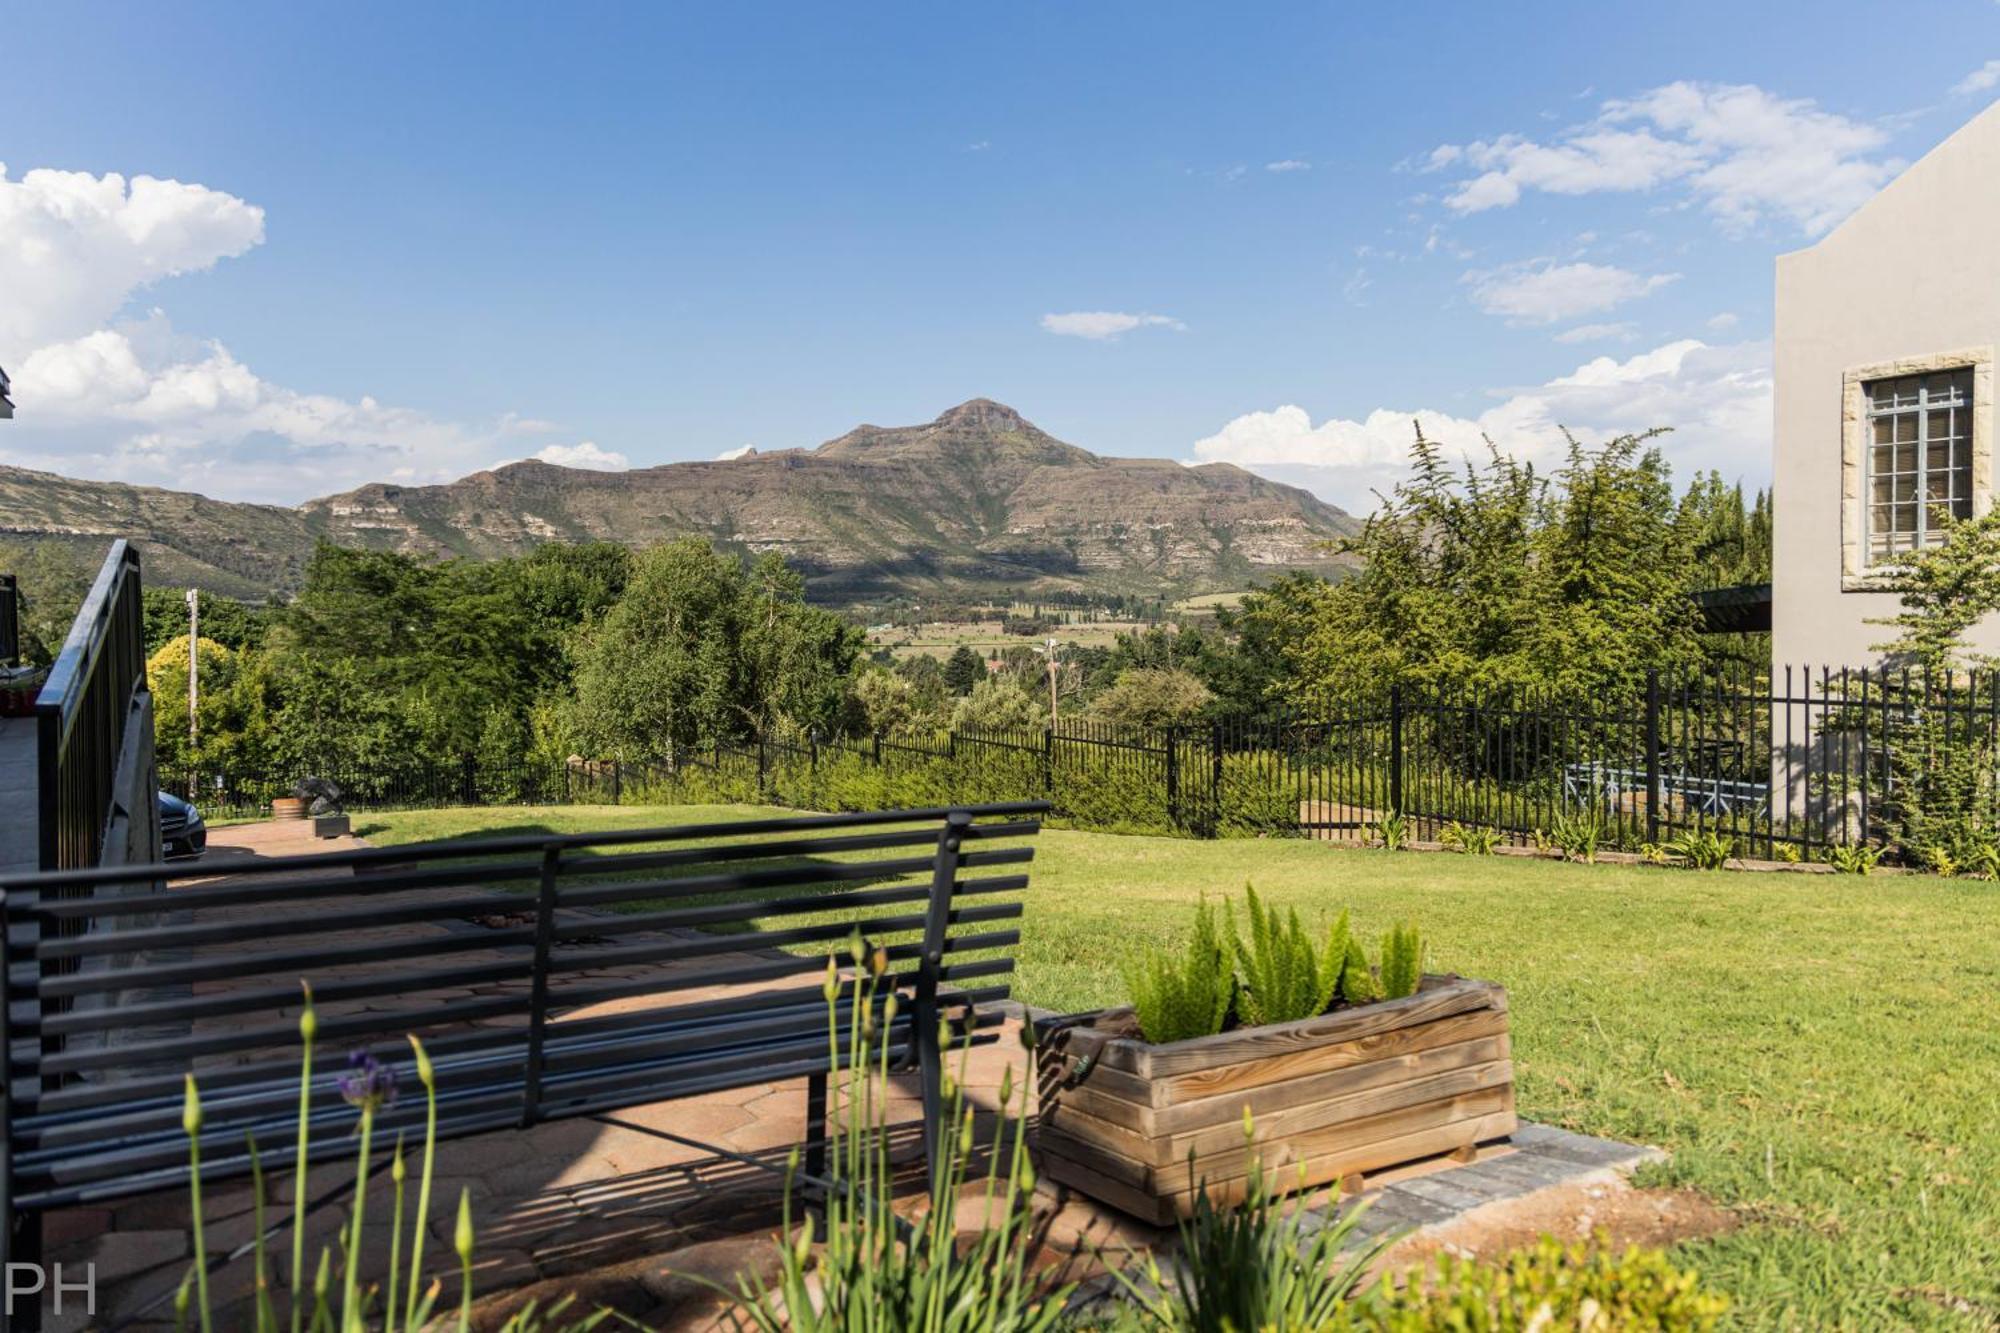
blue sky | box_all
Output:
[2,1,1996,508]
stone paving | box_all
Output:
[40,819,1672,1332]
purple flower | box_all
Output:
[337,1049,398,1114]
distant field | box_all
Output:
[1169,590,1247,612]
[868,617,1152,659]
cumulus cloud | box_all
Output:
[7,314,526,502]
[0,163,567,503]
[1431,81,1900,236]
[532,441,628,470]
[1039,311,1185,340]
[1953,60,2000,95]
[1466,261,1677,324]
[0,164,266,357]
[715,444,756,461]
[1188,338,1772,512]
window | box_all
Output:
[1865,368,1973,564]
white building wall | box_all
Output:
[1772,101,2000,671]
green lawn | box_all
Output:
[360,804,2000,1330]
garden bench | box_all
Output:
[0,801,1045,1309]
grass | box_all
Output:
[359,803,2000,1330]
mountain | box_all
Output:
[0,400,1358,604]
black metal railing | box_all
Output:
[36,541,149,873]
[0,572,18,666]
[172,663,2000,865]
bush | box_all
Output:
[1344,1235,1728,1330]
[1229,889,1346,1027]
[1338,934,1382,1006]
[1665,828,1733,870]
[1549,809,1604,863]
[1441,822,1503,855]
[1825,842,1880,875]
[1124,898,1234,1043]
[1215,753,1300,837]
[1371,812,1409,851]
[1377,922,1423,1000]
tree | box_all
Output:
[144,588,266,656]
[852,667,916,735]
[1088,668,1213,730]
[1864,509,2000,861]
[1284,426,1708,708]
[1869,508,2000,672]
[950,677,1042,732]
[943,645,986,696]
[566,538,861,762]
[895,654,949,721]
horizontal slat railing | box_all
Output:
[1,802,1044,1214]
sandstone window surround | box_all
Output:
[1840,347,1994,591]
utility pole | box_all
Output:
[186,588,200,792]
[1042,636,1061,727]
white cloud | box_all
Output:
[0,163,265,358]
[1706,311,1739,331]
[7,315,528,502]
[1553,321,1639,344]
[1466,261,1677,324]
[1188,338,1772,512]
[1265,159,1311,173]
[532,441,628,470]
[0,163,565,503]
[1953,60,2000,95]
[715,444,756,461]
[1039,311,1186,340]
[1432,82,1900,237]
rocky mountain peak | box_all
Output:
[933,398,1031,431]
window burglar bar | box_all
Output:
[1865,368,1973,564]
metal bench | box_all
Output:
[0,802,1045,1318]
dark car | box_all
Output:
[160,790,208,859]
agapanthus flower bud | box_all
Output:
[337,1050,398,1114]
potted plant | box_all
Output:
[1033,890,1515,1224]
[0,666,46,718]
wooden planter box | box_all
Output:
[1032,975,1516,1224]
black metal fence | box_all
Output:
[36,541,150,873]
[175,664,2000,864]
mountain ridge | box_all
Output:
[0,399,1358,604]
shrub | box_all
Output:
[1549,809,1604,863]
[1347,1235,1728,1330]
[1441,822,1502,855]
[1371,811,1409,851]
[1215,754,1300,838]
[1338,934,1382,1006]
[1665,828,1733,870]
[1964,840,2000,880]
[1229,889,1346,1027]
[1825,842,1880,875]
[1063,760,1172,835]
[1124,898,1234,1043]
[1774,842,1803,864]
[1377,922,1423,1000]
[1112,1113,1390,1332]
